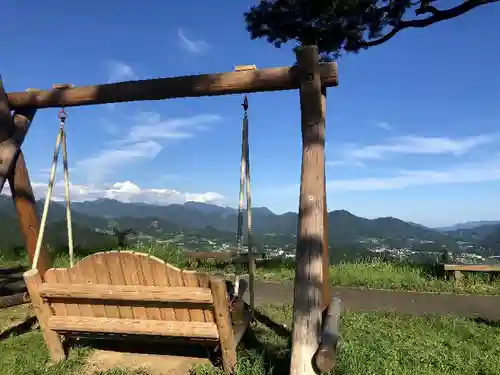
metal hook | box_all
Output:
[242,95,248,112]
[58,108,68,120]
[58,108,68,127]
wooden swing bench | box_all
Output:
[24,251,251,373]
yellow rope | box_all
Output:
[61,130,74,267]
[32,113,74,270]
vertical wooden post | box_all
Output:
[0,82,51,274]
[0,82,32,193]
[9,148,51,275]
[210,275,237,373]
[290,45,326,375]
[24,269,65,361]
[322,87,329,311]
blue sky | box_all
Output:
[1,0,500,227]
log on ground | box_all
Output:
[314,297,343,373]
[0,292,30,309]
[0,279,27,295]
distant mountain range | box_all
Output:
[435,221,500,232]
[1,195,500,252]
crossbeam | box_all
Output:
[6,63,338,110]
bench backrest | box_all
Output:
[31,251,234,341]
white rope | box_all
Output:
[32,112,74,270]
[61,131,74,267]
[32,128,62,270]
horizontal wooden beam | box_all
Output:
[7,63,338,110]
[48,316,220,339]
[38,283,214,304]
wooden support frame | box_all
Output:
[24,269,65,361]
[322,87,329,310]
[4,46,336,374]
[210,275,238,373]
[6,63,337,110]
[0,82,50,274]
[8,150,51,274]
[290,45,328,375]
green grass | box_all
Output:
[1,303,500,375]
[3,244,500,296]
[143,244,500,295]
[251,259,500,295]
[194,304,500,375]
[256,303,500,375]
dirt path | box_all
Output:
[245,279,500,321]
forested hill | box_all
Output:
[0,196,461,251]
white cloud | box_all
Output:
[100,118,120,136]
[2,180,225,206]
[327,156,500,192]
[75,141,162,182]
[118,113,221,145]
[177,29,209,54]
[265,155,500,196]
[328,134,497,167]
[105,60,137,83]
[327,159,365,167]
[74,113,221,183]
[375,122,392,131]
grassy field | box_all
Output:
[150,245,500,295]
[3,245,500,295]
[1,303,500,375]
[252,260,500,295]
[2,246,500,374]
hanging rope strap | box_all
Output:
[235,94,255,317]
[236,96,248,250]
[32,109,75,270]
[243,96,255,318]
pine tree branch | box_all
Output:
[362,0,499,48]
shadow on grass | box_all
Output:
[65,334,221,366]
[241,326,291,375]
[470,316,500,328]
[0,316,37,342]
[252,308,291,339]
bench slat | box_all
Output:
[39,284,214,304]
[48,316,220,339]
[444,264,500,272]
